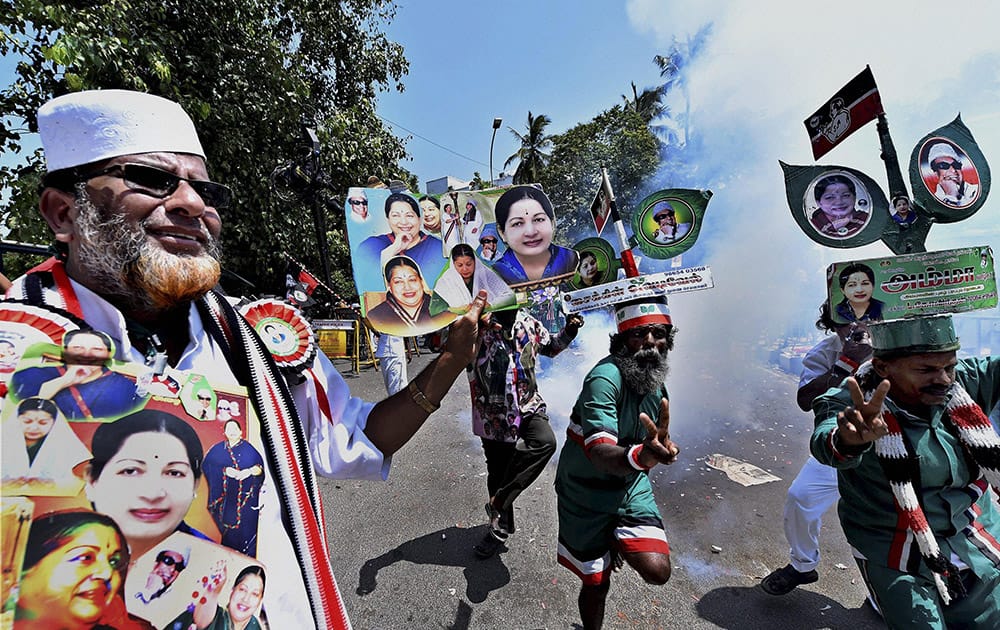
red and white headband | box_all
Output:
[615,301,672,333]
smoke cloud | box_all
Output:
[540,1,1000,449]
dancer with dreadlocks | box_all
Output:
[811,315,1000,629]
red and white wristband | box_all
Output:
[627,444,652,471]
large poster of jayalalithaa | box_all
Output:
[0,329,271,629]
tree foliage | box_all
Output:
[652,23,712,148]
[621,81,675,145]
[503,111,553,185]
[1,0,411,303]
[539,105,659,242]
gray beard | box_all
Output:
[73,184,222,313]
[612,347,669,395]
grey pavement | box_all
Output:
[321,346,886,630]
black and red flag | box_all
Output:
[804,66,883,159]
[284,259,320,307]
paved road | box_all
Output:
[321,338,886,629]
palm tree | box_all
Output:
[503,111,553,185]
[621,81,676,145]
[653,24,712,146]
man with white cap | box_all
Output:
[554,296,680,630]
[811,315,1000,628]
[346,186,370,222]
[927,142,979,207]
[136,546,190,604]
[3,89,486,629]
[650,201,690,245]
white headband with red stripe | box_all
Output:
[615,302,672,332]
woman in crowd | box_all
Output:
[15,510,151,629]
[491,186,578,288]
[418,195,442,235]
[809,174,869,238]
[834,262,884,322]
[86,409,206,562]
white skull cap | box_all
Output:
[38,89,205,171]
[927,142,960,164]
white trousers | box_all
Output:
[379,355,408,396]
[783,455,839,572]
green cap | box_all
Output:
[868,315,960,357]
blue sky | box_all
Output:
[376,1,668,186]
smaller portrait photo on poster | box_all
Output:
[918,138,981,209]
[490,185,578,290]
[645,200,692,246]
[0,301,83,403]
[1,397,91,497]
[804,170,873,239]
[429,243,516,316]
[363,255,456,336]
[829,262,885,324]
[439,196,463,252]
[418,194,443,238]
[631,189,710,259]
[7,331,146,423]
[568,238,620,290]
[126,532,269,629]
[476,224,502,264]
[347,189,448,296]
[447,190,504,253]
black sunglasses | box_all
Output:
[480,238,497,244]
[349,198,368,206]
[626,325,670,340]
[81,163,232,208]
[156,554,185,569]
[931,160,962,172]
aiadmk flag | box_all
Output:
[589,171,615,236]
[804,66,883,159]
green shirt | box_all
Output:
[811,356,1000,578]
[555,356,666,513]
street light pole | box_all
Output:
[490,117,502,187]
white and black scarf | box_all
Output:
[858,362,1000,604]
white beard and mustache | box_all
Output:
[72,184,222,312]
[612,346,670,396]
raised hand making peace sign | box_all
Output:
[637,397,681,468]
[836,376,891,447]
